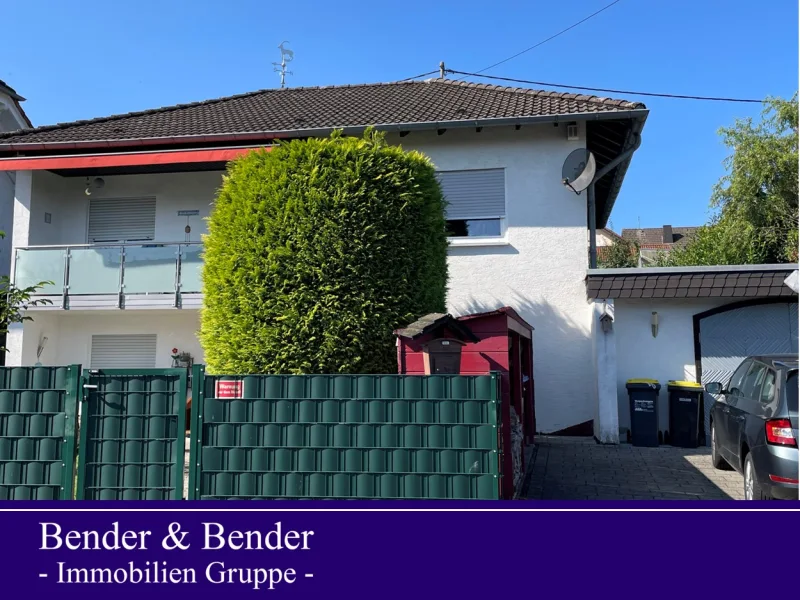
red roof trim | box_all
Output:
[0,145,271,171]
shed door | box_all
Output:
[90,334,157,369]
[698,302,798,444]
[88,197,156,243]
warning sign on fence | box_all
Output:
[215,380,243,399]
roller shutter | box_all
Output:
[436,169,505,220]
[90,334,157,369]
[88,197,156,243]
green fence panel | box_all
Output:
[0,365,81,500]
[76,369,187,500]
[190,368,501,500]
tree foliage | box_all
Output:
[597,235,639,269]
[200,130,449,374]
[0,232,52,352]
[663,95,798,266]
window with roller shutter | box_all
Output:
[90,334,157,369]
[436,169,506,238]
[87,197,156,243]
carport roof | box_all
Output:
[586,264,799,300]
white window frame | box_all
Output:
[437,168,510,247]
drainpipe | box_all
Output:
[588,132,642,269]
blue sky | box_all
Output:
[3,0,797,231]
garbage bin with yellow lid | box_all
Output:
[667,380,703,448]
[625,379,661,447]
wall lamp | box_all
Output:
[651,312,659,338]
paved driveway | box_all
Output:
[525,436,744,500]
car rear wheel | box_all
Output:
[711,423,729,470]
[744,454,771,500]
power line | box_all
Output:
[462,0,624,77]
[399,70,439,82]
[447,70,764,103]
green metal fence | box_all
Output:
[189,366,501,500]
[76,369,188,500]
[0,366,81,500]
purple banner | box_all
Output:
[0,500,797,598]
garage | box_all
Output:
[586,264,798,445]
[695,299,798,444]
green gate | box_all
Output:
[0,366,81,500]
[76,369,188,500]
[189,366,501,500]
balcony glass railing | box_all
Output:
[14,242,203,307]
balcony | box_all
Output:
[14,242,203,310]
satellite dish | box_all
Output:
[561,149,596,194]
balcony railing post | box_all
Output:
[174,245,181,308]
[63,248,70,310]
[118,246,125,309]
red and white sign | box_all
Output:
[215,380,243,399]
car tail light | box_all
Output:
[765,419,797,447]
[769,474,799,484]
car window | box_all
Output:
[728,360,751,395]
[741,362,767,399]
[759,369,776,403]
[787,371,798,412]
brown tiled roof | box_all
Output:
[586,266,798,300]
[622,226,698,247]
[0,78,645,147]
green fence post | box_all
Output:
[74,369,91,500]
[60,365,82,500]
[187,364,205,500]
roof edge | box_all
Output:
[0,109,650,154]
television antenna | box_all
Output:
[273,41,294,88]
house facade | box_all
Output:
[0,80,32,281]
[0,78,648,434]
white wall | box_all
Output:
[9,310,203,368]
[389,125,593,433]
[0,170,13,278]
[614,298,734,433]
[26,170,224,246]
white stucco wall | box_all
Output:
[0,170,14,278]
[614,298,735,434]
[389,126,593,433]
[15,125,595,433]
[24,170,224,246]
[9,310,203,368]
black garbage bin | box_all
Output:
[667,380,703,448]
[626,379,661,447]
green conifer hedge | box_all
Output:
[200,130,448,374]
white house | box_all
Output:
[0,77,648,434]
[0,80,32,281]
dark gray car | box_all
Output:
[706,355,798,500]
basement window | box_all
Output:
[437,169,506,239]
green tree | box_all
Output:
[0,232,52,352]
[598,236,639,268]
[664,95,798,266]
[200,130,448,374]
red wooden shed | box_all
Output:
[394,307,534,499]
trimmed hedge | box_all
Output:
[200,130,448,374]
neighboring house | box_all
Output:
[595,227,623,262]
[622,224,698,265]
[0,77,648,435]
[0,80,32,280]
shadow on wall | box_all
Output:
[452,290,592,435]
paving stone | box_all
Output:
[524,435,746,501]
